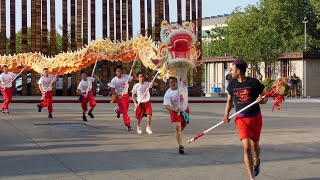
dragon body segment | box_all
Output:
[0,21,201,82]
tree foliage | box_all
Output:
[310,0,320,29]
[203,0,320,75]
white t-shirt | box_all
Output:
[38,75,55,91]
[110,74,133,95]
[132,82,151,103]
[0,72,17,88]
[77,77,95,93]
[163,81,188,111]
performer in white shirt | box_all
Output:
[76,72,99,121]
[110,65,137,131]
[132,72,158,134]
[37,68,58,118]
[0,65,17,114]
[163,76,189,154]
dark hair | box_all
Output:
[2,65,8,68]
[114,65,122,72]
[232,59,247,74]
[80,71,87,75]
[168,76,177,82]
[137,72,144,76]
[43,68,48,71]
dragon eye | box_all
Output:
[164,30,169,37]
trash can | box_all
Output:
[212,87,221,93]
[216,87,221,93]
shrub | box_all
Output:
[261,78,275,92]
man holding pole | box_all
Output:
[110,65,137,131]
[163,76,189,154]
[37,68,58,118]
[224,59,268,180]
[76,71,99,121]
[132,72,158,134]
[0,65,17,114]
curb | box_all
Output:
[1,100,227,104]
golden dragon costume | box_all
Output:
[0,20,201,82]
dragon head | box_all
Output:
[159,20,201,69]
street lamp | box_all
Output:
[301,17,308,97]
[205,30,210,57]
[204,30,210,94]
[302,17,308,51]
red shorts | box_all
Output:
[136,101,153,120]
[169,108,190,128]
[235,113,262,142]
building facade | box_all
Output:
[203,52,320,97]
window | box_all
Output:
[266,64,271,79]
[281,60,290,77]
[223,62,228,69]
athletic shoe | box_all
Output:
[179,145,184,154]
[48,113,53,118]
[253,158,260,177]
[127,125,131,131]
[137,125,142,134]
[146,126,153,134]
[114,108,120,118]
[2,109,9,114]
[1,109,5,114]
[88,112,94,118]
[137,126,142,134]
[82,115,87,122]
[37,104,42,112]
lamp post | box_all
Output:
[205,30,210,57]
[301,17,308,97]
[302,17,308,51]
[204,30,210,94]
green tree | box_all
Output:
[310,0,320,29]
[205,0,320,75]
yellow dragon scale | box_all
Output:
[0,21,201,82]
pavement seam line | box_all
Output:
[3,117,88,180]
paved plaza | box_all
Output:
[0,99,319,180]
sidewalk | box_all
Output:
[0,96,228,103]
[0,103,319,180]
[1,95,320,103]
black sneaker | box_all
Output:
[2,109,9,114]
[253,158,260,177]
[114,108,120,118]
[88,112,94,118]
[127,125,131,131]
[37,104,42,112]
[82,115,87,122]
[179,145,184,154]
[1,109,5,114]
[48,113,53,118]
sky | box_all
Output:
[2,0,259,39]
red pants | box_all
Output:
[170,108,190,129]
[136,101,152,120]
[1,88,12,110]
[40,91,53,113]
[80,92,96,112]
[116,93,131,126]
[235,113,262,142]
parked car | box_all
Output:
[188,84,205,96]
[96,81,112,96]
[16,73,32,95]
[15,74,72,95]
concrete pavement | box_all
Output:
[0,102,319,180]
[1,95,320,104]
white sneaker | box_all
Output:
[146,126,152,134]
[137,125,142,134]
